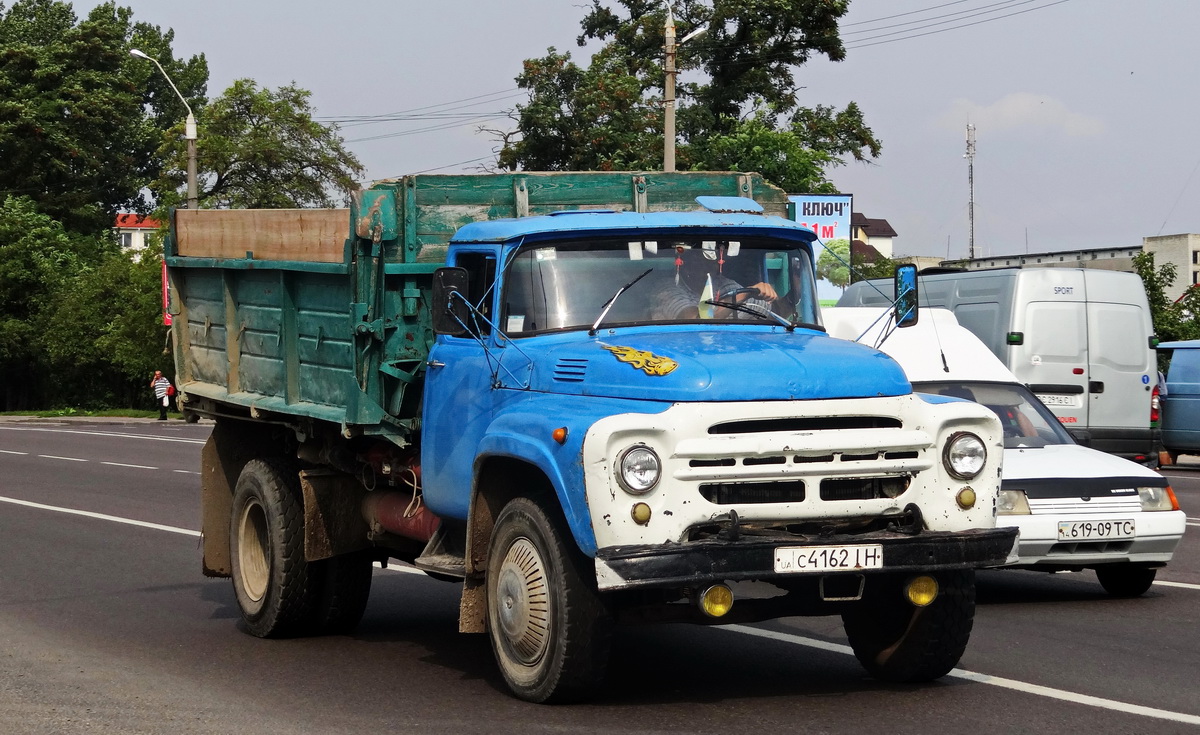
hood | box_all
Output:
[1002,443,1162,483]
[520,328,910,402]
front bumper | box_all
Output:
[594,526,1017,591]
[997,511,1186,568]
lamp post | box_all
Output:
[663,10,705,172]
[130,48,198,209]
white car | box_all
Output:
[824,307,1187,596]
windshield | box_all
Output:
[915,381,1076,449]
[501,236,820,334]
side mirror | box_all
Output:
[432,267,471,337]
[894,264,918,328]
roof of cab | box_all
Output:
[450,209,818,244]
[1157,340,1200,350]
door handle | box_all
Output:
[427,360,446,368]
[1089,381,1104,394]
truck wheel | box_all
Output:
[842,570,975,683]
[312,551,374,634]
[1096,565,1156,597]
[486,497,612,703]
[229,458,315,638]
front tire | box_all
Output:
[1096,565,1156,597]
[486,498,612,703]
[229,458,315,638]
[842,570,976,682]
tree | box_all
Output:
[1134,251,1200,348]
[0,0,207,234]
[154,79,364,210]
[816,238,850,290]
[498,0,880,191]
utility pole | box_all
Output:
[664,11,677,172]
[965,124,976,260]
[663,7,705,173]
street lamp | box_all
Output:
[130,48,198,209]
[663,10,706,172]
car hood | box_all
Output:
[521,328,910,402]
[1003,443,1161,483]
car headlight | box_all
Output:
[997,489,1031,515]
[617,444,661,495]
[1138,485,1179,511]
[943,432,986,480]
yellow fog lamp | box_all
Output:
[905,575,939,607]
[631,502,652,525]
[956,486,977,509]
[698,584,734,618]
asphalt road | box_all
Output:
[1,418,1197,734]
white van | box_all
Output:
[824,307,1185,597]
[837,268,1158,465]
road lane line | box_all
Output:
[0,426,206,444]
[0,449,28,455]
[0,495,200,537]
[7,494,1198,721]
[173,469,200,475]
[38,455,87,462]
[728,625,1200,726]
[1154,580,1200,590]
[101,461,159,470]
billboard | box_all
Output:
[788,194,853,243]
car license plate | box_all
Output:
[774,544,883,573]
[1036,394,1078,407]
[1057,519,1135,541]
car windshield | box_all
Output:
[501,236,820,335]
[914,381,1076,449]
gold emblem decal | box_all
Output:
[602,345,678,376]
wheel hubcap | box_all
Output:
[495,537,551,665]
[237,499,270,602]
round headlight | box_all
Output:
[617,444,661,495]
[943,432,986,480]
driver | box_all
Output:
[650,246,777,320]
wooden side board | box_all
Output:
[176,209,349,263]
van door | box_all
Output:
[1012,299,1089,434]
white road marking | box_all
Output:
[0,495,200,537]
[0,449,28,455]
[101,461,159,470]
[0,426,206,445]
[728,625,1200,726]
[6,494,1199,723]
[173,469,200,475]
[1154,580,1200,590]
[38,455,87,462]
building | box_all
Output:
[935,234,1200,302]
[114,214,161,258]
[851,213,897,259]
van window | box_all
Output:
[1025,302,1085,363]
[1088,303,1147,371]
[1169,351,1200,386]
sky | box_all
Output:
[73,0,1200,263]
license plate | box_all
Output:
[1057,519,1135,541]
[774,544,883,573]
[1036,394,1078,407]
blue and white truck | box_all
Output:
[167,171,1014,702]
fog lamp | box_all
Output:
[956,486,977,509]
[905,575,939,607]
[631,502,652,525]
[699,584,734,618]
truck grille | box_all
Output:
[700,481,805,505]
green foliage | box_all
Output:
[852,253,896,283]
[816,238,850,290]
[499,0,880,190]
[154,79,364,209]
[1134,251,1200,347]
[0,0,207,234]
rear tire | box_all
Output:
[486,497,611,703]
[842,570,976,682]
[1096,565,1156,597]
[229,458,315,638]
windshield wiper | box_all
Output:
[704,298,798,331]
[589,268,653,336]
